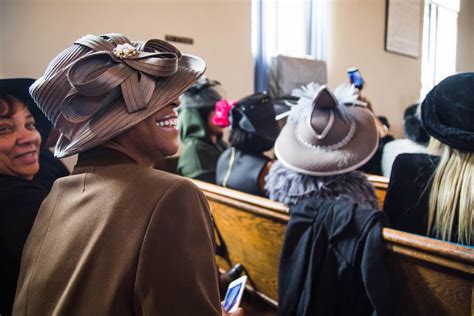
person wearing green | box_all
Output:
[177,77,227,183]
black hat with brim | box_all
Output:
[0,78,52,141]
[421,72,474,152]
[231,92,280,141]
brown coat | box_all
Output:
[13,148,221,315]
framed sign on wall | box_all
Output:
[385,0,423,58]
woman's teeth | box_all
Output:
[156,118,177,128]
[17,152,35,158]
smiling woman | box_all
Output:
[0,81,49,316]
[0,95,41,179]
[11,33,237,316]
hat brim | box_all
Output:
[275,106,379,176]
[55,54,205,157]
[0,78,52,141]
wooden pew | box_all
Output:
[366,174,388,209]
[192,179,474,316]
[155,156,389,209]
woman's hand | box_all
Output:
[221,306,244,316]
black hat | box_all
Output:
[421,73,474,152]
[0,78,52,141]
[230,92,280,141]
[179,77,223,109]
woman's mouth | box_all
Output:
[14,151,38,164]
[156,117,178,129]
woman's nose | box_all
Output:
[172,98,181,108]
[16,128,39,147]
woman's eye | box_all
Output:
[26,122,36,130]
[0,125,13,134]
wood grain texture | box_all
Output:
[192,180,474,315]
[210,199,285,301]
[155,157,389,208]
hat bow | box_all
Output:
[62,33,181,123]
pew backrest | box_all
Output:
[192,179,474,315]
[155,156,389,208]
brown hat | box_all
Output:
[30,33,205,157]
[275,84,378,176]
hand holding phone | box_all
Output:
[222,275,247,314]
[347,67,365,90]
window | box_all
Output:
[252,0,328,92]
[420,0,460,99]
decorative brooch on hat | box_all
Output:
[112,43,138,59]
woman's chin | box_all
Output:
[17,164,40,180]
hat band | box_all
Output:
[296,120,356,151]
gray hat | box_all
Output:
[275,84,379,176]
[29,33,205,158]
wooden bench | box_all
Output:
[192,179,474,316]
[155,156,389,208]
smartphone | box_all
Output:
[347,67,365,89]
[222,275,247,313]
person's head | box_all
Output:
[403,103,429,144]
[0,94,41,179]
[105,98,181,166]
[421,73,474,245]
[199,106,223,137]
[29,33,205,165]
[179,77,225,138]
[228,93,279,153]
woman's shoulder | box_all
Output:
[0,175,49,218]
[0,175,48,195]
[392,153,439,176]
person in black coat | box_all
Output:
[384,73,474,246]
[383,153,439,236]
[216,93,279,196]
[0,78,67,315]
[279,198,392,316]
[267,85,390,314]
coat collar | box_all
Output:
[73,147,138,174]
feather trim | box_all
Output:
[286,82,321,123]
[264,161,378,208]
[285,82,360,124]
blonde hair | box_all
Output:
[428,138,473,245]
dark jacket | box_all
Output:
[359,135,394,176]
[279,198,391,316]
[177,108,226,183]
[0,175,48,316]
[33,147,69,191]
[383,153,439,237]
[216,147,270,196]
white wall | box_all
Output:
[0,0,253,100]
[457,0,474,72]
[1,0,473,138]
[327,0,423,137]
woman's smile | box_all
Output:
[155,116,178,129]
[13,150,39,165]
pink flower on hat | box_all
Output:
[212,98,236,127]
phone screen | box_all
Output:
[223,275,247,313]
[347,68,365,89]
